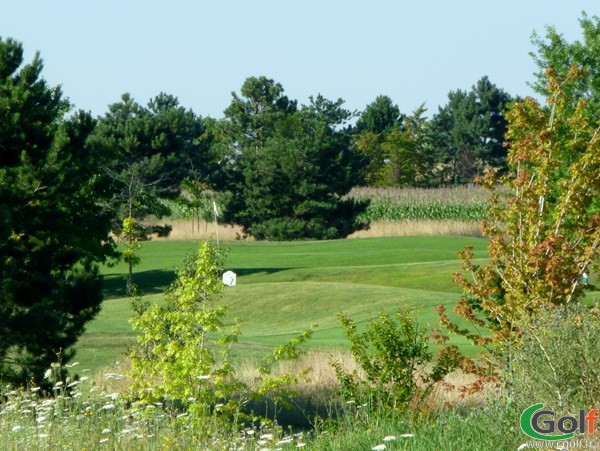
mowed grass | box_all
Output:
[77,236,491,374]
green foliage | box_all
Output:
[128,241,316,422]
[332,309,461,413]
[0,38,114,385]
[120,216,142,294]
[450,66,600,348]
[93,92,218,224]
[221,78,368,240]
[175,178,215,230]
[355,105,432,187]
[530,12,600,119]
[128,241,240,416]
[354,95,402,135]
[427,76,513,184]
[435,64,600,404]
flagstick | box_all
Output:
[213,200,220,248]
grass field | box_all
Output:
[7,235,599,450]
[76,236,491,375]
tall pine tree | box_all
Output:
[0,38,114,384]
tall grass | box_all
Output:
[0,360,530,450]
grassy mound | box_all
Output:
[78,236,490,373]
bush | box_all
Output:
[332,309,461,414]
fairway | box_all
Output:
[77,236,491,373]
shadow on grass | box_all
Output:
[103,270,176,298]
[102,267,299,298]
[230,267,300,278]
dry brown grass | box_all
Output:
[348,219,482,238]
[148,219,481,241]
[90,349,491,424]
[239,349,491,410]
[150,219,252,241]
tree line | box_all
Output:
[1,12,599,384]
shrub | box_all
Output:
[332,309,461,414]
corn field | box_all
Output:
[349,186,490,222]
[166,186,490,224]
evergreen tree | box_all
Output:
[94,92,216,223]
[354,95,401,135]
[221,77,368,240]
[428,77,513,184]
[0,38,115,384]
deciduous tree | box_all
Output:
[439,66,600,352]
[530,12,600,118]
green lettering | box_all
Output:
[520,404,575,441]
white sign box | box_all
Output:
[223,270,237,287]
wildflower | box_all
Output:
[31,387,41,392]
[99,438,109,444]
[297,444,306,448]
[383,435,397,441]
[102,428,111,434]
[517,445,528,451]
[400,433,414,438]
[197,374,211,380]
[12,425,24,432]
[372,445,386,451]
[276,437,294,445]
[38,434,49,438]
[102,403,116,410]
[260,434,274,441]
[44,369,52,380]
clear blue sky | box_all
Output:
[2,1,598,119]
